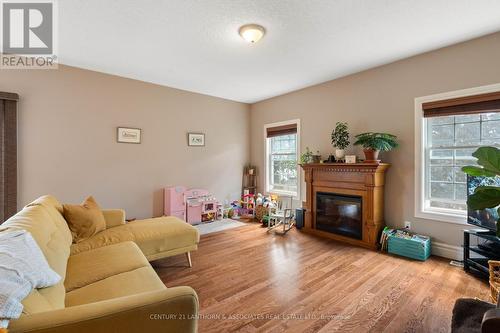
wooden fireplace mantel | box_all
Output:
[300,162,390,250]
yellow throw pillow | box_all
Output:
[63,196,106,243]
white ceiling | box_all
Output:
[59,0,500,103]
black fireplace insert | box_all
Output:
[315,192,362,240]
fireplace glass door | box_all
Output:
[316,192,362,240]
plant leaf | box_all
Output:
[467,187,500,210]
[472,146,500,176]
[462,166,498,177]
[475,185,500,192]
[353,132,398,151]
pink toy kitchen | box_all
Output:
[164,186,221,225]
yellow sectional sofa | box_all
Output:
[0,195,200,333]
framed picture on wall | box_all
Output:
[117,127,141,144]
[188,133,205,146]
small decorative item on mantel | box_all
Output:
[311,150,322,163]
[353,132,398,162]
[324,154,336,163]
[345,155,356,164]
[300,147,314,164]
[331,122,350,160]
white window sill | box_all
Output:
[415,209,467,225]
[267,189,298,198]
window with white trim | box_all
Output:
[265,122,299,196]
[416,88,500,223]
[425,113,500,214]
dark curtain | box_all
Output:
[0,92,19,222]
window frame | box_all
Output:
[264,119,301,198]
[414,83,500,225]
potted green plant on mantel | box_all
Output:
[353,132,399,162]
[331,122,350,160]
[462,146,500,237]
[300,147,313,164]
[300,147,322,164]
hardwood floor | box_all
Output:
[154,223,489,333]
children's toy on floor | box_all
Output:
[380,227,431,261]
[254,193,294,232]
[216,204,224,220]
[185,189,218,224]
[163,186,188,220]
[255,195,267,222]
[229,201,241,219]
[266,195,294,234]
[164,186,219,225]
[254,193,275,225]
[239,189,255,220]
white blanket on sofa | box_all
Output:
[0,230,61,328]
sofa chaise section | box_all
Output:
[68,208,200,266]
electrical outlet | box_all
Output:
[404,221,411,229]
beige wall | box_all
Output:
[0,65,250,219]
[1,31,499,250]
[250,32,500,250]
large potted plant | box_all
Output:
[462,146,500,237]
[331,122,350,160]
[353,132,398,162]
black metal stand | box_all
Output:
[464,229,500,280]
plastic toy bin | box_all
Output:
[387,235,431,261]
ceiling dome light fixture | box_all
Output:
[239,24,265,44]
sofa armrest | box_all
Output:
[9,287,198,333]
[102,209,126,228]
[482,308,500,333]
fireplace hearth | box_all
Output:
[300,162,390,249]
[316,193,362,240]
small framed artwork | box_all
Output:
[188,133,205,146]
[345,155,357,164]
[117,127,141,144]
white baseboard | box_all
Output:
[432,242,462,261]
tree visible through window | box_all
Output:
[267,134,298,195]
[425,112,500,212]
